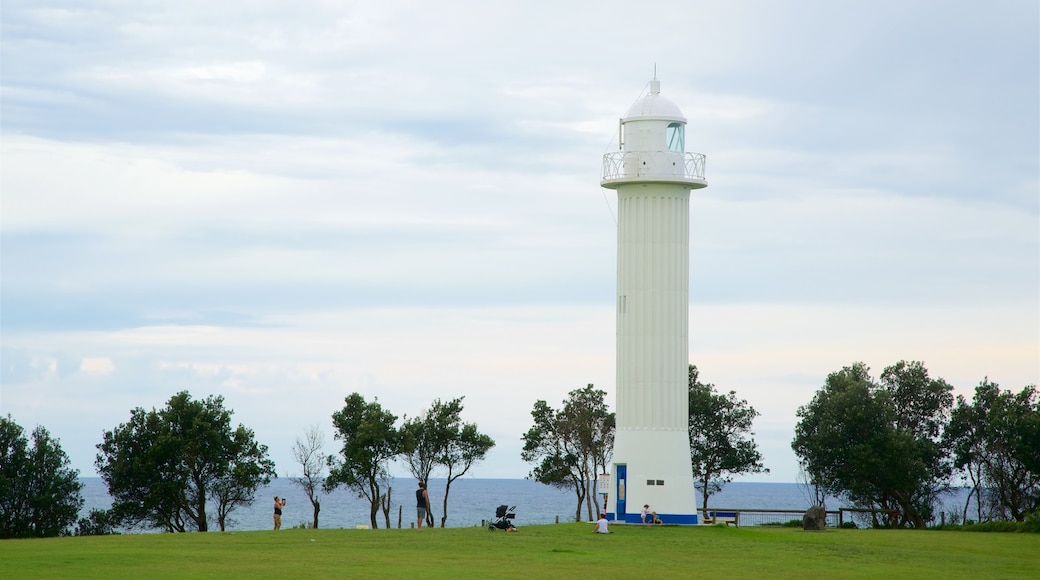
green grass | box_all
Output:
[1,523,1038,579]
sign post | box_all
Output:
[597,473,611,518]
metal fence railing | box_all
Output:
[702,508,841,528]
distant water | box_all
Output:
[79,478,973,532]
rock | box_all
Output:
[803,506,827,530]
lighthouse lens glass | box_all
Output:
[666,123,684,153]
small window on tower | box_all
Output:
[666,123,684,153]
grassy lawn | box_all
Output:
[2,523,1038,579]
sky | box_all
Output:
[1,0,1037,485]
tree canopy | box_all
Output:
[946,380,1039,522]
[326,393,400,529]
[792,361,953,528]
[433,402,495,527]
[95,391,275,532]
[399,399,455,527]
[687,365,768,513]
[522,384,614,521]
[400,397,494,527]
[1,416,84,539]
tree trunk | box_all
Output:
[381,486,392,529]
[440,480,452,528]
[572,476,587,521]
[892,491,924,529]
[197,492,208,532]
[312,499,320,529]
[584,478,596,521]
[369,481,380,529]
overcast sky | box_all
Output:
[2,1,1037,485]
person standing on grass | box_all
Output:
[416,481,431,529]
[641,504,650,524]
[273,496,287,530]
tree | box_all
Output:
[95,391,276,532]
[400,397,494,527]
[435,405,494,527]
[522,385,614,521]
[945,388,989,522]
[0,416,84,539]
[326,393,400,529]
[878,360,955,525]
[687,365,768,515]
[291,425,328,529]
[399,400,454,527]
[75,509,120,536]
[946,380,1039,522]
[211,425,276,532]
[792,361,953,528]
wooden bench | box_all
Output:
[704,510,739,526]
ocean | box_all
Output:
[79,478,973,532]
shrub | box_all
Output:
[75,509,120,536]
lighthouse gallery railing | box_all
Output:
[602,151,706,182]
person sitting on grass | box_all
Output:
[651,511,663,524]
[594,513,610,534]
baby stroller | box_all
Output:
[488,504,516,531]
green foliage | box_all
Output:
[399,397,495,527]
[436,402,494,528]
[792,361,954,528]
[945,380,1039,522]
[522,385,614,522]
[935,509,1040,533]
[95,391,275,532]
[758,520,803,528]
[1024,510,1040,533]
[962,520,1029,533]
[75,509,120,536]
[326,393,400,529]
[0,415,84,538]
[687,365,768,513]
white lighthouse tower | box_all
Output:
[601,77,706,524]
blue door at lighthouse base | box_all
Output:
[615,464,626,520]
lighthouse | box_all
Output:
[601,77,706,524]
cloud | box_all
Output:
[80,357,115,374]
[1,0,1037,483]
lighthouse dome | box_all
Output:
[623,79,685,123]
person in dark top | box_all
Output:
[273,496,287,530]
[416,481,431,529]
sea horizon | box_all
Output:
[77,477,976,533]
